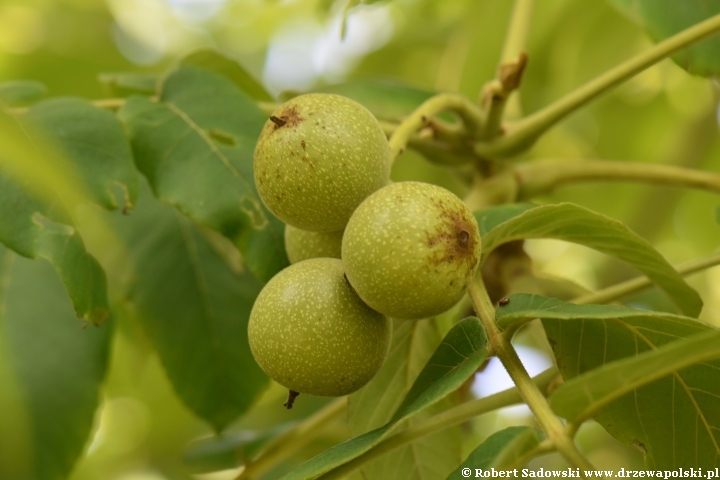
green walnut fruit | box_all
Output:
[342,181,481,320]
[254,93,391,232]
[248,258,391,397]
[285,224,343,264]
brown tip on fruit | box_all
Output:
[270,115,287,128]
[284,390,300,409]
[271,105,304,130]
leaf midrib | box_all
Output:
[175,212,236,411]
[165,102,253,193]
[162,99,285,260]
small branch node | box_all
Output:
[499,52,528,93]
[418,127,434,140]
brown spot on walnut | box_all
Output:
[270,106,304,131]
[425,201,479,269]
[301,140,306,150]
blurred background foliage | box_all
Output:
[0,0,719,479]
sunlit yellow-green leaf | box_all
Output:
[497,294,720,469]
[476,203,703,317]
[0,245,112,480]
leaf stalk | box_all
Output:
[572,252,720,306]
[388,93,483,163]
[515,160,720,199]
[235,398,347,480]
[468,281,596,474]
[474,13,720,158]
[319,368,560,479]
[479,0,535,139]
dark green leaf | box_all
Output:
[0,80,47,107]
[98,72,157,97]
[498,294,720,468]
[283,316,488,480]
[0,245,112,480]
[477,203,702,317]
[181,49,273,102]
[348,318,462,480]
[608,0,720,76]
[550,328,720,425]
[0,112,110,324]
[118,66,288,283]
[447,427,544,479]
[25,98,139,210]
[116,183,269,431]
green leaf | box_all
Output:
[116,183,269,431]
[118,65,288,283]
[98,72,157,97]
[183,423,291,473]
[447,427,544,479]
[475,204,535,236]
[0,112,111,324]
[283,316,488,480]
[0,80,47,107]
[348,318,462,480]
[498,294,720,468]
[318,79,438,122]
[477,203,702,317]
[550,328,720,425]
[24,98,139,211]
[180,49,273,102]
[0,245,112,480]
[495,293,695,332]
[608,0,720,76]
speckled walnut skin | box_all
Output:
[284,224,343,264]
[342,182,482,320]
[248,258,391,397]
[254,94,391,232]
